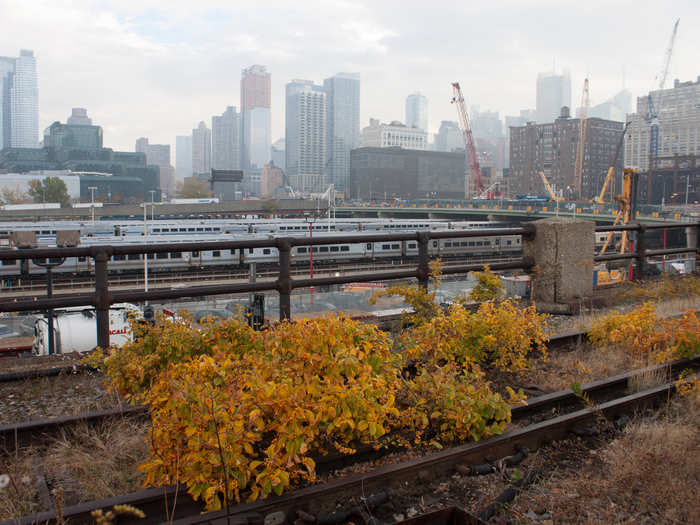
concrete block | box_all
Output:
[10,231,37,248]
[56,230,80,247]
[524,218,595,305]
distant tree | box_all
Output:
[0,186,31,204]
[262,200,278,217]
[27,177,71,207]
[177,178,212,199]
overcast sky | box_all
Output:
[2,1,698,157]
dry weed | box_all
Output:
[508,396,700,524]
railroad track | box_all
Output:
[3,354,698,525]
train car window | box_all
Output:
[205,228,212,232]
[445,242,452,248]
[1,260,16,266]
[320,247,329,252]
[49,257,62,264]
[507,240,512,245]
[147,253,154,260]
[41,230,50,234]
[432,241,438,247]
[391,244,400,249]
[340,246,349,252]
[459,241,467,247]
[156,252,168,259]
[192,251,200,257]
[230,249,236,255]
[517,239,520,244]
[382,244,391,250]
[408,243,417,249]
[330,246,339,252]
[484,240,491,245]
[312,247,318,253]
[188,228,195,232]
[297,247,307,253]
[161,228,169,232]
[153,228,161,233]
[366,243,372,250]
[248,248,254,254]
[113,254,126,261]
[170,252,182,258]
[128,254,141,261]
[197,228,204,232]
[495,239,500,244]
[263,249,271,255]
[212,251,220,257]
[78,256,87,262]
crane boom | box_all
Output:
[659,18,679,89]
[574,78,589,199]
[538,171,563,202]
[595,120,631,204]
[451,82,484,197]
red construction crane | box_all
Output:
[451,82,484,198]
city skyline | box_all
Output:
[0,2,697,155]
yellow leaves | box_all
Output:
[590,304,698,363]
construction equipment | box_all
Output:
[478,181,500,200]
[646,19,679,161]
[538,171,564,202]
[593,120,631,204]
[598,168,638,256]
[451,82,484,198]
[574,78,590,199]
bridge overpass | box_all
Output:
[336,202,693,225]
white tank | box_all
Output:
[33,304,142,355]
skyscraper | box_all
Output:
[435,121,463,152]
[536,71,571,124]
[175,135,193,180]
[192,121,211,177]
[135,137,149,154]
[405,93,428,131]
[0,49,39,148]
[271,138,285,171]
[324,72,360,193]
[67,108,92,125]
[212,106,240,170]
[286,80,327,193]
[240,65,271,169]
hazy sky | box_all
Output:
[2,1,698,157]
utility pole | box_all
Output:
[88,186,97,224]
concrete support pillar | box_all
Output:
[524,218,595,312]
[686,225,698,272]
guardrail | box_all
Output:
[0,227,535,349]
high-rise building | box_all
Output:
[405,93,428,131]
[0,50,39,148]
[285,80,327,193]
[536,71,571,124]
[624,77,700,172]
[271,138,285,171]
[323,72,360,193]
[43,121,102,150]
[361,118,427,150]
[261,161,285,198]
[211,106,240,170]
[135,137,149,154]
[192,121,211,177]
[509,112,623,200]
[589,89,633,122]
[435,121,463,152]
[67,108,92,125]
[175,135,192,180]
[146,144,170,167]
[240,65,271,170]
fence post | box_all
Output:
[636,224,647,279]
[416,231,430,289]
[277,239,292,321]
[93,248,111,349]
